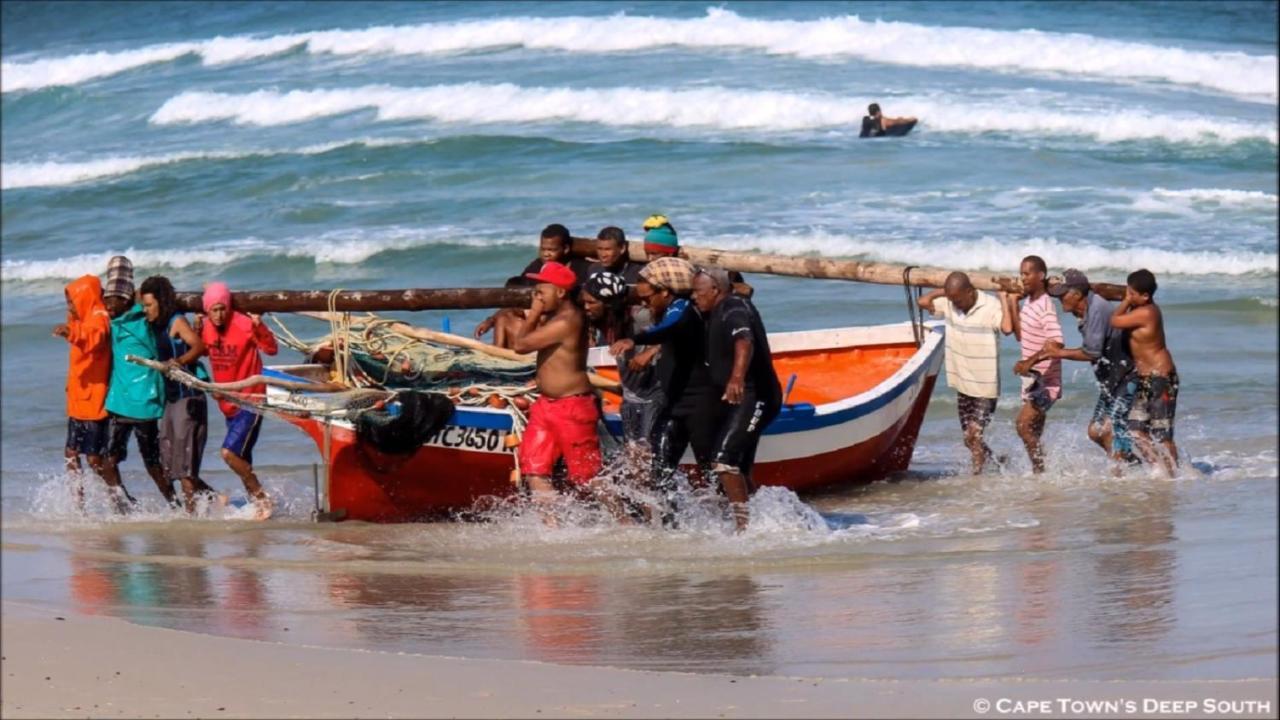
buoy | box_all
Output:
[513,396,531,410]
[487,394,508,408]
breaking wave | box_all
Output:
[4,228,1274,283]
[3,9,1275,100]
[726,233,1278,277]
[0,138,419,190]
[0,228,498,282]
[149,84,1279,145]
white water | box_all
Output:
[149,84,1280,145]
[4,9,1276,100]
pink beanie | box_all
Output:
[202,281,232,313]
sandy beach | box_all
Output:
[2,600,1274,719]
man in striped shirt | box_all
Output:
[919,272,1009,474]
[1005,255,1064,474]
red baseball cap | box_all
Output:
[524,261,577,290]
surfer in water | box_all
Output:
[860,103,917,138]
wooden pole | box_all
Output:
[569,236,1125,301]
[175,287,532,314]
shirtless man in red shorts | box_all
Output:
[512,261,626,524]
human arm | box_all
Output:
[1002,292,1020,338]
[917,289,945,315]
[631,299,692,346]
[1109,290,1149,330]
[474,313,497,339]
[723,337,752,404]
[511,301,571,355]
[249,313,279,356]
[170,316,206,368]
[628,345,660,372]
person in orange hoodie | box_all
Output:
[54,275,134,512]
[199,282,279,520]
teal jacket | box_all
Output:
[104,304,165,420]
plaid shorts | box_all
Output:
[1091,381,1136,456]
[1129,372,1179,443]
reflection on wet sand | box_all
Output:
[37,477,1240,680]
[1088,486,1177,646]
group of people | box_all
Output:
[474,218,778,530]
[57,257,279,517]
[920,257,1180,477]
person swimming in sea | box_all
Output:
[860,103,917,138]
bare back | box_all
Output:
[1128,303,1176,375]
[535,302,592,398]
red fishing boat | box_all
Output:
[264,321,944,522]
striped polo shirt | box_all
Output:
[931,292,1003,400]
[1019,293,1064,399]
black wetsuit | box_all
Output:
[859,115,884,138]
[631,297,720,485]
[704,296,782,481]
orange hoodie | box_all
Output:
[64,275,111,421]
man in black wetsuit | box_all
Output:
[607,257,713,522]
[692,267,782,531]
[860,103,917,138]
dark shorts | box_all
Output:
[957,393,997,431]
[652,390,724,483]
[1091,381,1136,456]
[106,415,162,468]
[1129,372,1179,443]
[222,409,263,464]
[620,393,666,449]
[161,395,208,481]
[712,391,780,479]
[66,418,109,457]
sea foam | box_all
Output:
[3,8,1275,100]
[148,84,1280,146]
[0,138,419,190]
[3,229,1274,283]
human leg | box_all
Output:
[518,397,563,526]
[957,394,996,473]
[221,410,269,518]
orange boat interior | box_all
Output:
[595,342,917,413]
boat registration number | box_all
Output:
[424,426,513,454]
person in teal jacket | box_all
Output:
[101,265,174,509]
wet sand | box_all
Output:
[3,600,1275,720]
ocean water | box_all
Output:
[1,1,1276,681]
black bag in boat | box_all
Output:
[355,391,455,456]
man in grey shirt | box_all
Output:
[1023,269,1137,471]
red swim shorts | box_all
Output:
[518,393,602,485]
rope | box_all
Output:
[902,265,923,347]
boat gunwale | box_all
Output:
[264,321,943,435]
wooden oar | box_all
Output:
[569,236,1126,301]
[175,287,531,314]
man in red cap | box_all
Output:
[511,261,621,524]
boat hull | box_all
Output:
[267,322,944,522]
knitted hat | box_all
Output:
[642,214,670,231]
[639,257,695,294]
[203,281,232,313]
[643,224,679,257]
[103,255,135,300]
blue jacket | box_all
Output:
[104,304,165,420]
